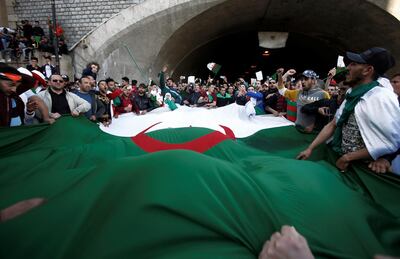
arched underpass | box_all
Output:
[72,0,400,82]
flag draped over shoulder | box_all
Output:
[0,116,399,259]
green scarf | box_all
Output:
[207,92,214,102]
[331,80,379,153]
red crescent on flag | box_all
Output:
[131,122,235,153]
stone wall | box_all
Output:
[11,0,144,46]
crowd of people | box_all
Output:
[1,47,400,177]
[0,20,67,63]
[0,46,400,258]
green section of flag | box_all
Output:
[207,62,222,75]
[270,72,277,81]
[0,117,399,258]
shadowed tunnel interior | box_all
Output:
[173,31,339,80]
[74,0,400,82]
[154,0,400,81]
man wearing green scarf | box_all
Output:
[297,47,400,172]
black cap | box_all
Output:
[346,47,395,75]
[0,62,22,81]
[61,74,69,82]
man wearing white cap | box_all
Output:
[277,68,330,133]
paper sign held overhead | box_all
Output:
[337,55,346,68]
[188,76,195,84]
[256,71,263,81]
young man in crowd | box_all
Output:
[301,81,349,131]
[390,73,400,97]
[264,79,286,117]
[82,62,99,81]
[105,78,117,92]
[0,64,36,126]
[96,80,112,125]
[235,84,248,105]
[159,65,182,104]
[216,86,232,107]
[74,76,105,122]
[41,55,56,79]
[202,84,217,108]
[278,69,330,133]
[297,47,400,173]
[18,68,55,124]
[114,85,135,116]
[26,57,40,71]
[246,85,265,115]
[32,21,44,48]
[133,83,155,115]
[121,77,130,88]
[183,83,202,107]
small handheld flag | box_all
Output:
[207,62,222,75]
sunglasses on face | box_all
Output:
[52,79,64,83]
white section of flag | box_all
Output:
[100,104,293,138]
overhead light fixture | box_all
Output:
[250,65,257,68]
[258,32,289,49]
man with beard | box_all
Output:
[74,76,105,122]
[297,47,400,173]
[113,85,134,116]
[0,64,36,126]
[133,83,155,115]
[37,74,90,119]
[265,79,286,117]
[301,81,349,131]
[183,83,202,107]
[96,80,112,126]
[278,69,330,133]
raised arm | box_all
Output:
[277,68,299,100]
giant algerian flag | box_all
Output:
[1,104,399,258]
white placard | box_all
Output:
[188,76,195,84]
[256,71,263,81]
[337,55,346,68]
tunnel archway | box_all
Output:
[172,30,339,81]
[72,0,400,82]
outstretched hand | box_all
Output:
[297,148,312,160]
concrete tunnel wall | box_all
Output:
[71,0,400,82]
